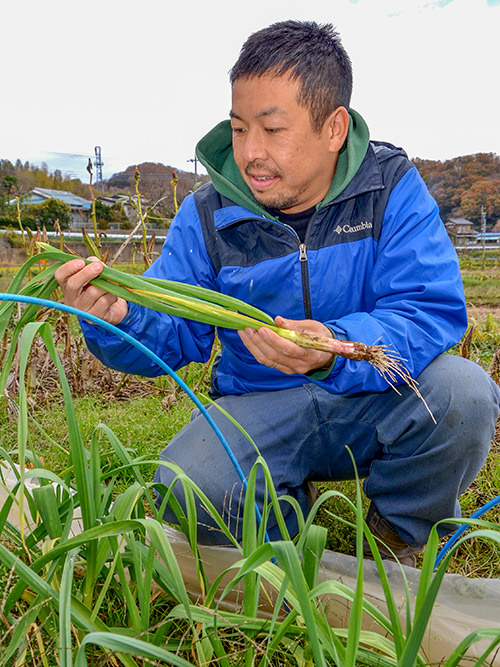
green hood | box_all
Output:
[195,109,370,219]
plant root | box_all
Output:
[287,332,436,424]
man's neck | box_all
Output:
[267,205,316,243]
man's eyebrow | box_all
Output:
[229,107,286,120]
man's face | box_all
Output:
[230,74,339,213]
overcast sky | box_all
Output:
[2,0,499,181]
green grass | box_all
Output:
[0,266,22,291]
[460,255,500,306]
[0,390,194,492]
[0,321,498,578]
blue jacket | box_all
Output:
[82,125,467,396]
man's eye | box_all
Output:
[231,127,245,135]
[265,127,281,134]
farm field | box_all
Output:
[1,248,500,665]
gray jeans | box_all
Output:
[153,354,500,546]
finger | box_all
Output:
[240,327,313,374]
[238,328,273,365]
[238,328,286,369]
[258,326,310,360]
[54,258,86,286]
[58,261,104,303]
[84,291,121,322]
[275,315,301,332]
[275,315,331,338]
[55,258,103,290]
[77,283,114,312]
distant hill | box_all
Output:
[413,153,500,227]
[105,162,209,220]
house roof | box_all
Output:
[448,217,473,226]
[20,187,92,210]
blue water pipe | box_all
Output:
[434,494,500,568]
[0,293,268,540]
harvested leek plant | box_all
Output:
[0,243,431,416]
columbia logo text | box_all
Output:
[335,221,373,234]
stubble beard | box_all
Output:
[251,182,309,213]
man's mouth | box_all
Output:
[248,173,279,190]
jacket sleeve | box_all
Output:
[318,166,467,394]
[81,194,217,376]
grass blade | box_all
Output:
[75,632,195,667]
[59,549,79,667]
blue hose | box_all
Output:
[0,293,267,537]
[434,494,500,568]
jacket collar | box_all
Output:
[330,143,384,205]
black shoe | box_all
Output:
[363,503,425,567]
[305,481,320,509]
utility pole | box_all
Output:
[187,156,198,187]
[481,204,487,267]
[94,146,104,189]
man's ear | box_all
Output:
[326,106,350,153]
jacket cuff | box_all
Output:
[306,359,337,381]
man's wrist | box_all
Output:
[306,354,337,380]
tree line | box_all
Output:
[413,152,500,227]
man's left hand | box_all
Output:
[238,316,336,375]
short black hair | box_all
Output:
[230,20,353,133]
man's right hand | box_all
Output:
[54,257,128,325]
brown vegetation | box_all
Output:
[414,152,500,226]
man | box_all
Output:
[55,20,500,565]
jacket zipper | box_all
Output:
[260,216,313,319]
[299,242,312,319]
[272,219,313,320]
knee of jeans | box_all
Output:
[153,488,238,546]
[152,458,305,545]
[421,357,499,464]
[422,356,499,419]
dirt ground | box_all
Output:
[468,304,500,323]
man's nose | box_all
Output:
[242,128,268,162]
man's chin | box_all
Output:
[252,192,298,212]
